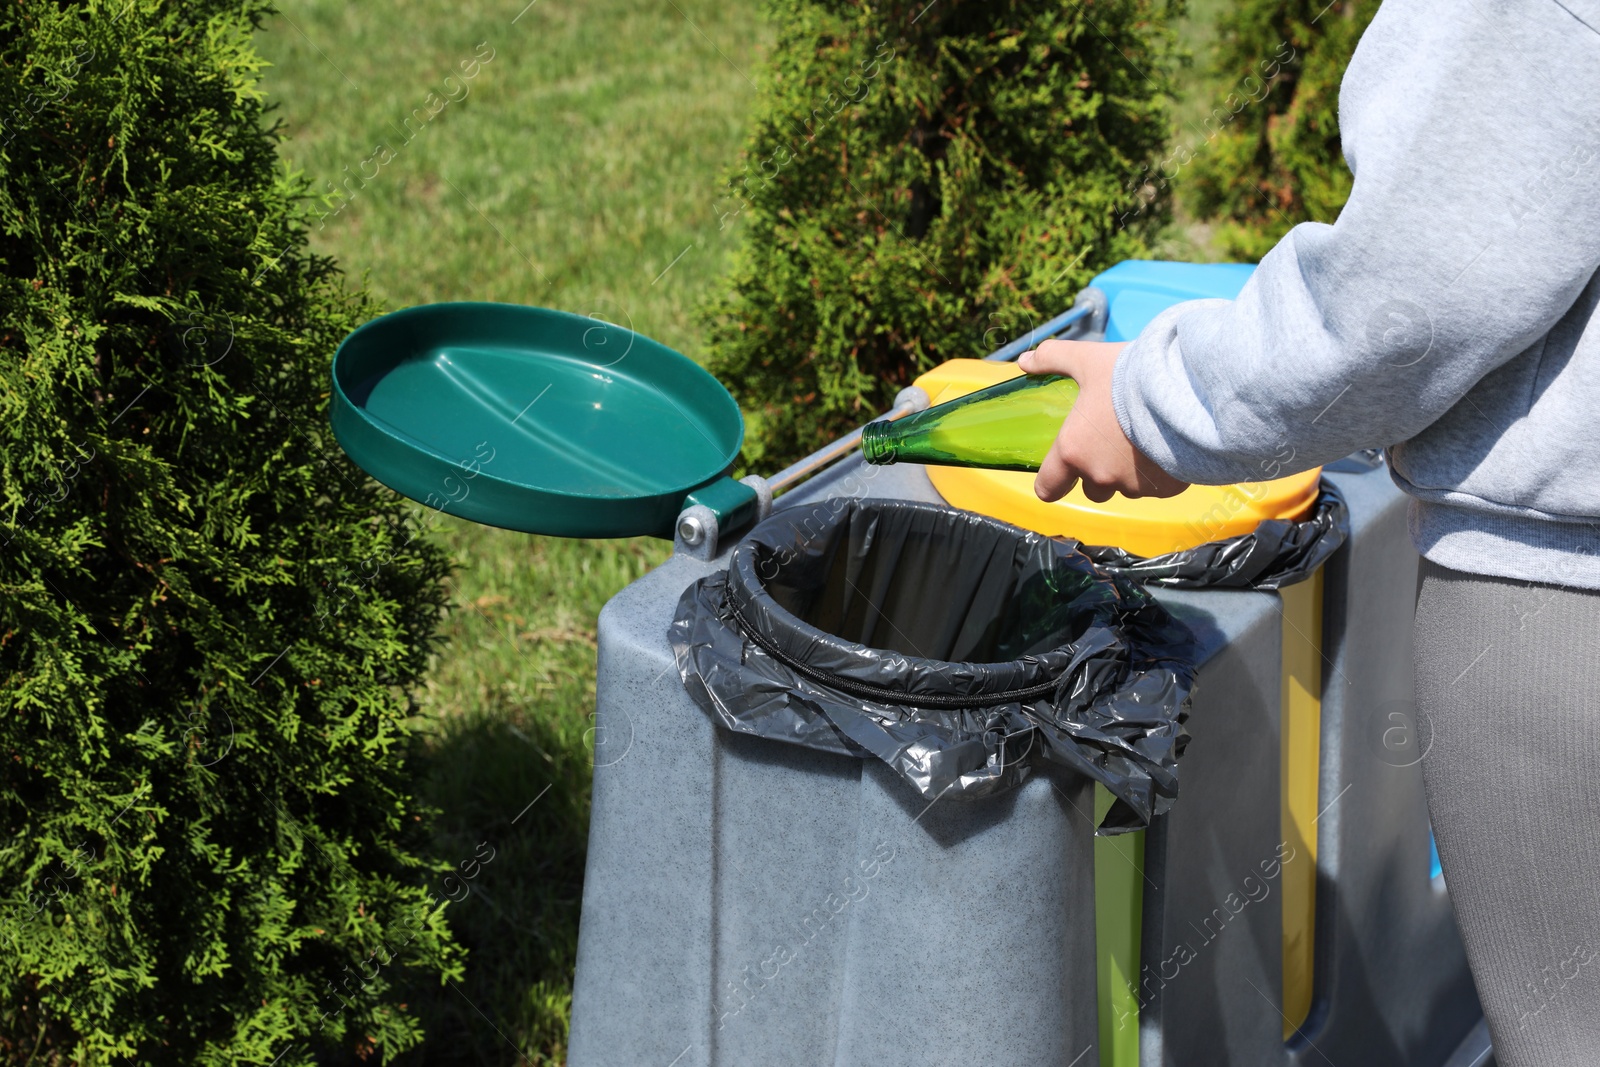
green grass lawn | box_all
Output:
[257,1,1229,1061]
[257,0,769,1061]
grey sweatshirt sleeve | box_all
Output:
[1111,0,1600,487]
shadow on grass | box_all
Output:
[386,524,666,1066]
[394,692,593,1067]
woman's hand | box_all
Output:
[1017,340,1189,503]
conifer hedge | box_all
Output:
[0,2,462,1062]
[702,0,1183,469]
[1184,0,1379,259]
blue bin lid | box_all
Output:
[1087,260,1257,342]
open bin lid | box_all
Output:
[914,360,1320,557]
[916,259,1321,558]
[329,302,745,539]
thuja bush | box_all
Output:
[702,0,1183,469]
[1184,0,1379,260]
[0,1,463,1062]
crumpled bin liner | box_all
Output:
[1081,480,1349,590]
[668,499,1201,834]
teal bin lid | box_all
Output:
[1087,260,1256,342]
[329,302,745,539]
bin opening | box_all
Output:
[755,503,1103,664]
[671,498,1202,830]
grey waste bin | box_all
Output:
[568,451,1481,1067]
[568,465,1122,1067]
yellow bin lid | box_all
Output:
[912,360,1321,558]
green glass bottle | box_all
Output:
[861,374,1079,471]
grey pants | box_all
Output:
[1415,559,1600,1066]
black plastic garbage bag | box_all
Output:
[669,498,1201,834]
[1080,480,1349,590]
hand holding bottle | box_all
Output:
[1017,340,1189,504]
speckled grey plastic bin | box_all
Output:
[567,456,1480,1067]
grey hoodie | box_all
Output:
[1112,0,1600,588]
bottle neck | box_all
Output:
[860,421,895,464]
